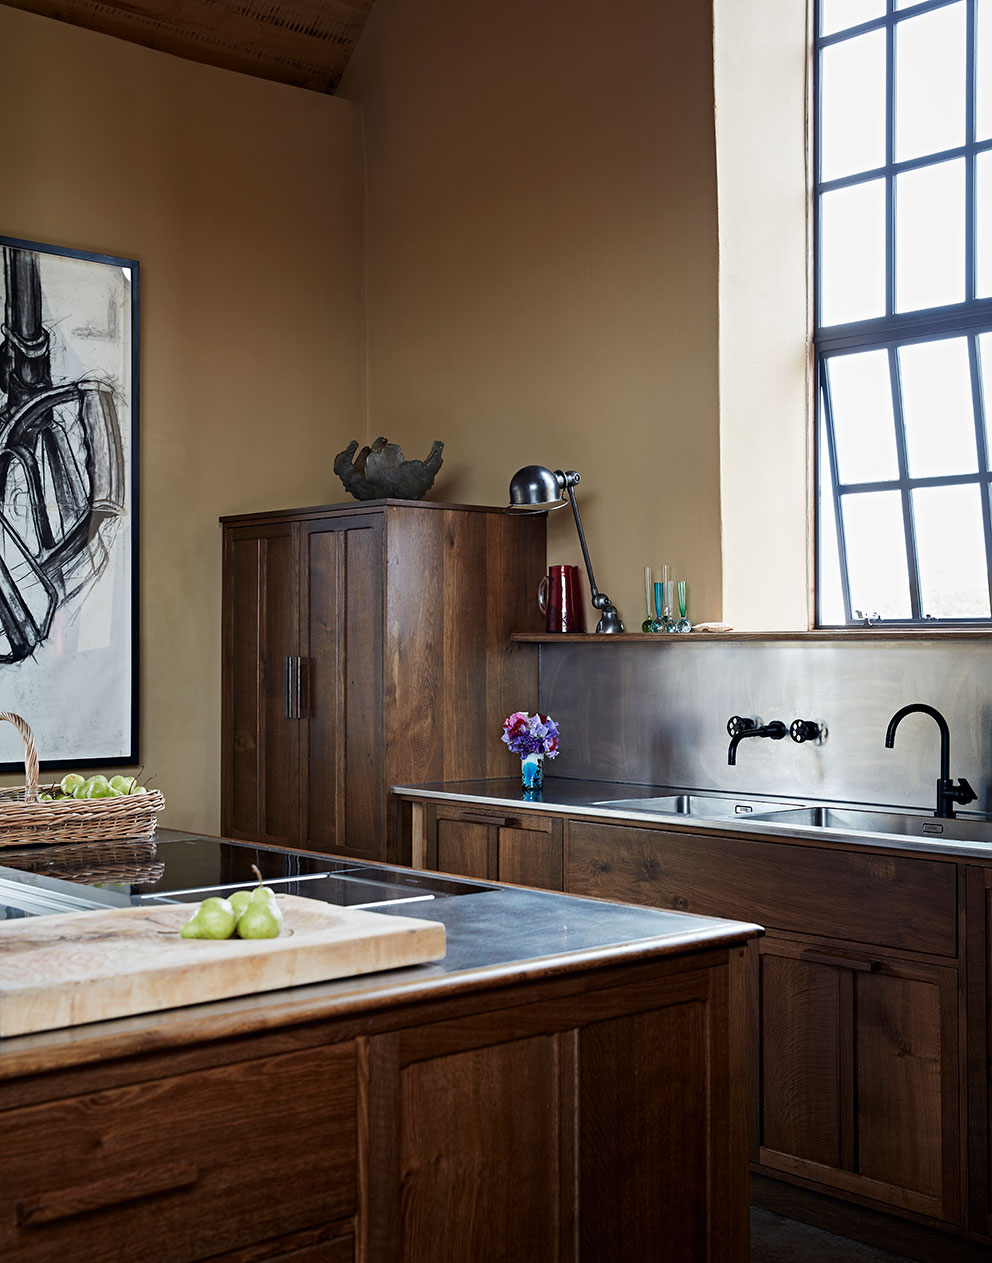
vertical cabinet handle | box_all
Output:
[284,656,293,719]
[296,656,305,719]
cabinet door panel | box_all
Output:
[397,1036,563,1262]
[301,516,383,859]
[580,1000,712,1260]
[223,525,298,844]
[498,820,564,890]
[760,952,845,1169]
[857,971,943,1197]
[434,817,493,879]
[757,937,960,1223]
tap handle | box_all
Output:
[790,719,823,744]
[950,777,977,806]
[727,715,757,739]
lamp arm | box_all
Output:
[564,479,603,604]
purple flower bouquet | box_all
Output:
[501,712,559,792]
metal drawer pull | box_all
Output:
[16,1161,200,1227]
[285,655,293,719]
[799,950,882,973]
[454,813,516,828]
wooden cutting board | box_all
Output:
[0,894,446,1037]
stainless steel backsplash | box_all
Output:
[538,640,992,813]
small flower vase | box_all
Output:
[521,751,544,792]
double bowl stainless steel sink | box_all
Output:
[592,793,992,844]
[593,794,799,820]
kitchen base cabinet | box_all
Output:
[755,935,960,1224]
[565,817,966,1238]
[421,800,564,889]
[965,865,992,1241]
[0,1044,357,1263]
[0,940,752,1262]
[222,502,545,864]
[365,955,748,1262]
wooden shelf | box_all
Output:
[511,629,992,643]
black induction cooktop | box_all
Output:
[0,830,497,916]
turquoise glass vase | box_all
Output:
[521,752,544,792]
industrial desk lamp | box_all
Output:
[505,465,624,634]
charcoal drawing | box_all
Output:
[0,237,137,767]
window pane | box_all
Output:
[899,338,977,476]
[820,179,886,324]
[979,0,992,140]
[895,3,966,163]
[842,492,911,617]
[979,150,992,298]
[895,159,965,311]
[821,33,887,181]
[818,412,847,622]
[827,350,898,481]
[980,333,992,452]
[914,484,991,617]
[821,0,885,36]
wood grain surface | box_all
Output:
[0,895,446,1037]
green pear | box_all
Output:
[60,772,85,795]
[229,889,253,916]
[109,774,136,793]
[251,884,277,905]
[236,900,283,939]
[180,896,238,940]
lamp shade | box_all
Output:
[505,465,567,513]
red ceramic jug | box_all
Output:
[538,564,586,633]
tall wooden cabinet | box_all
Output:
[221,500,546,863]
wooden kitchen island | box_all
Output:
[0,837,759,1263]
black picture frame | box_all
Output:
[0,234,139,772]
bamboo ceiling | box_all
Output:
[5,0,376,92]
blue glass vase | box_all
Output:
[521,752,544,792]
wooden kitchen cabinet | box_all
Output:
[965,865,992,1239]
[566,816,965,1233]
[422,800,564,889]
[0,1043,357,1262]
[755,934,960,1224]
[0,899,754,1263]
[221,502,545,863]
[364,954,748,1262]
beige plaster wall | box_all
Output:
[340,0,723,629]
[0,5,365,829]
[714,0,812,630]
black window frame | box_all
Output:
[814,0,992,627]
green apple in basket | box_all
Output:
[74,775,113,800]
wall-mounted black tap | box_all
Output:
[727,716,788,765]
[884,702,976,819]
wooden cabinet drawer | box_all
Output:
[568,821,957,956]
[425,803,564,890]
[0,1043,356,1263]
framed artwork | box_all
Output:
[0,235,138,771]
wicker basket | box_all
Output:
[0,839,165,885]
[0,712,164,849]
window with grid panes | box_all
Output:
[815,0,992,625]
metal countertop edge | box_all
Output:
[392,784,992,860]
[0,920,759,1077]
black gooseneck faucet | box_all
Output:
[727,716,788,766]
[884,702,976,818]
